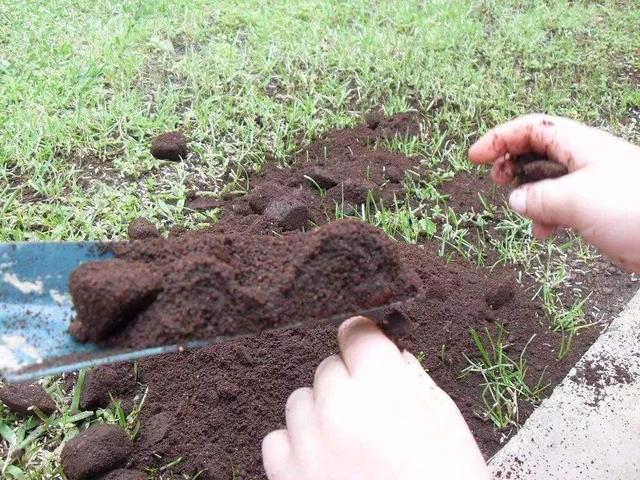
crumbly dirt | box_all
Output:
[206,112,421,235]
[74,220,421,348]
[0,383,56,416]
[104,469,146,480]
[60,424,133,480]
[59,112,638,480]
[69,260,162,343]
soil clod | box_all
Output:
[187,195,222,212]
[514,153,568,185]
[263,192,310,231]
[60,424,133,480]
[69,259,162,342]
[80,365,137,410]
[139,412,172,447]
[0,383,56,416]
[303,166,340,189]
[128,217,159,240]
[150,131,188,162]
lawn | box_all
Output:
[0,0,639,478]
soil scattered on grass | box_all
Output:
[0,383,56,416]
[150,131,188,161]
[60,424,132,480]
[127,217,160,240]
[207,112,421,235]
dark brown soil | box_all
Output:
[514,153,568,185]
[104,469,146,480]
[64,113,638,480]
[60,424,133,480]
[127,217,160,240]
[74,220,420,348]
[69,260,163,343]
[79,364,138,411]
[150,131,188,162]
[0,383,56,416]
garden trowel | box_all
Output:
[0,242,401,383]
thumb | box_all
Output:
[508,174,584,229]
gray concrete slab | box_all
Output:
[489,289,640,480]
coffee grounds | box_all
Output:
[104,469,146,480]
[69,113,636,479]
[0,383,56,416]
[514,153,568,185]
[69,260,162,343]
[127,217,160,240]
[124,243,561,479]
[150,131,188,162]
[79,220,420,348]
[206,112,421,235]
[60,424,133,480]
[79,364,138,411]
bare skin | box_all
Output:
[262,316,489,480]
[469,114,640,273]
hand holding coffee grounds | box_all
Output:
[513,153,568,185]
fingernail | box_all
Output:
[509,187,527,214]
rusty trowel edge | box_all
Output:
[5,301,408,383]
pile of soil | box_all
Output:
[54,112,637,480]
[69,220,420,347]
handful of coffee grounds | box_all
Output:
[514,153,568,185]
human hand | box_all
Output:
[262,316,489,480]
[469,114,640,272]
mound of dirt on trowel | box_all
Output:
[69,220,421,348]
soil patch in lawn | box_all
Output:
[58,113,638,480]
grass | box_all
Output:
[462,326,548,429]
[0,371,146,479]
[1,0,638,241]
[1,0,639,476]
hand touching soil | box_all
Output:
[469,114,640,273]
[262,316,489,480]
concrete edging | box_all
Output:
[488,288,640,479]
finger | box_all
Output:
[490,155,516,185]
[532,222,557,239]
[469,114,571,166]
[262,429,293,480]
[285,387,315,444]
[313,355,349,402]
[337,316,404,376]
[401,350,437,389]
[508,172,586,230]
